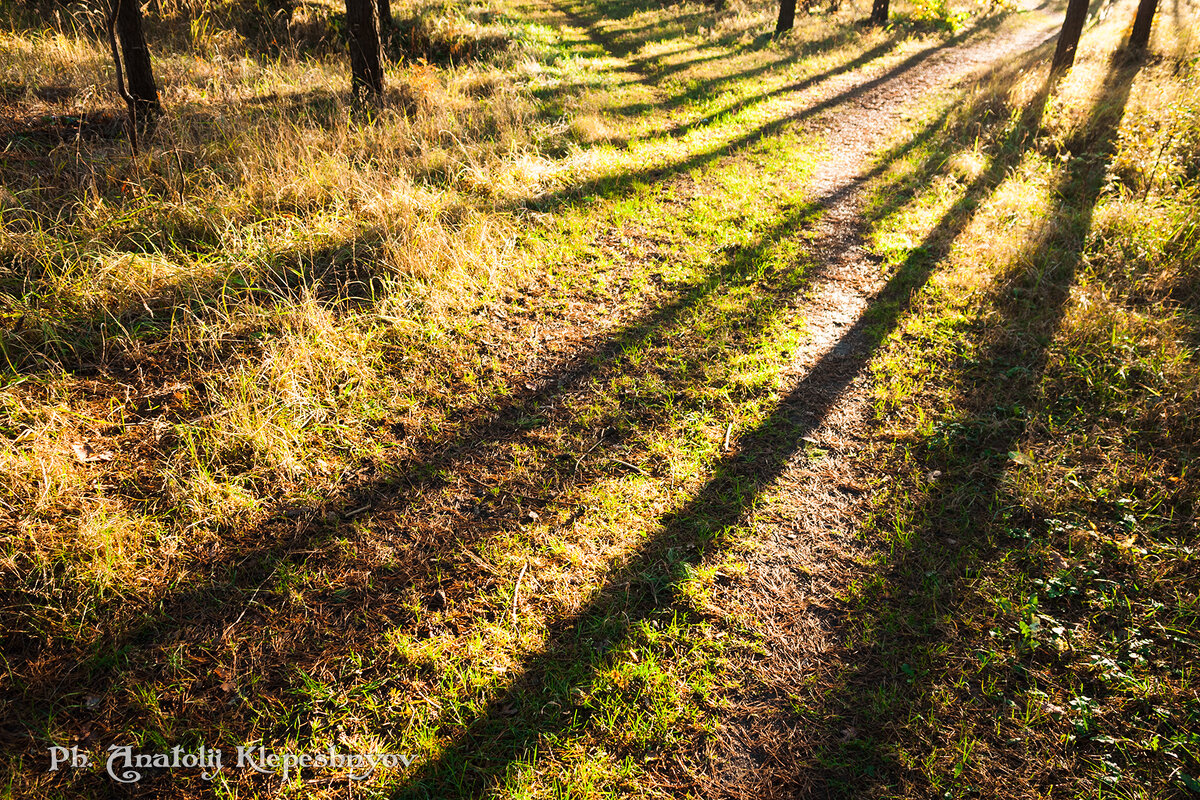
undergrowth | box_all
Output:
[841,6,1200,797]
[4,0,1192,796]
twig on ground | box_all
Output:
[512,561,528,628]
[574,428,608,472]
[609,458,647,475]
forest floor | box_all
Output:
[2,0,1198,797]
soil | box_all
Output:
[606,10,1073,797]
[1,4,1095,797]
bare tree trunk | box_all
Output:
[1128,0,1159,49]
[378,0,393,35]
[776,0,796,33]
[344,0,384,101]
[113,0,160,120]
[1051,0,1089,76]
[870,0,889,25]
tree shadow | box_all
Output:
[3,0,1052,700]
[380,48,1104,800]
[3,71,974,794]
[7,216,834,800]
[621,32,922,142]
[744,56,1143,799]
[0,220,398,378]
[0,7,1105,799]
[0,111,126,152]
[631,4,1046,143]
[601,28,901,124]
[584,13,918,122]
[600,16,902,96]
[0,0,1000,380]
[550,0,718,60]
[516,17,1045,216]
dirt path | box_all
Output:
[1,6,1082,797]
[374,11,1076,794]
[588,9,1072,797]
[368,6,1074,798]
[750,11,1067,364]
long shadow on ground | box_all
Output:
[519,9,1059,215]
[0,1,914,376]
[718,57,1144,799]
[5,64,968,796]
[386,45,1109,800]
[0,9,1098,800]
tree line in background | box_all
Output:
[103,0,1162,145]
[105,0,394,145]
[778,0,1161,69]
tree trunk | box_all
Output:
[113,0,160,119]
[870,0,888,25]
[776,0,796,34]
[344,0,384,101]
[1050,0,1090,76]
[378,0,393,34]
[1128,0,1159,49]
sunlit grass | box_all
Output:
[5,0,1195,796]
[851,4,1200,796]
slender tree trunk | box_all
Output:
[776,0,796,34]
[1051,0,1090,76]
[344,0,383,100]
[870,0,889,25]
[378,0,393,35]
[1128,0,1159,49]
[113,0,160,119]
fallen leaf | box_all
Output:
[1008,450,1035,467]
[72,442,114,463]
[427,590,447,611]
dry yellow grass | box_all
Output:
[4,0,1196,795]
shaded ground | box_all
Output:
[4,0,1196,796]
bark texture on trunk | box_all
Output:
[345,0,384,100]
[1051,0,1090,76]
[114,0,160,118]
[1128,0,1159,49]
[870,0,889,25]
[776,0,796,34]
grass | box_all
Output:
[805,8,1200,798]
[1,0,1197,796]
